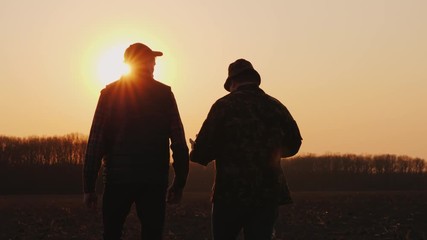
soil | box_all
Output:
[0,191,426,240]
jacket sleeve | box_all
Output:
[190,102,223,166]
[169,92,189,189]
[83,90,108,193]
[281,109,302,158]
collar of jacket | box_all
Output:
[233,84,263,93]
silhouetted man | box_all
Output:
[83,42,189,240]
[190,59,302,240]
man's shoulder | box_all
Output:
[264,94,286,107]
[151,79,172,91]
[100,78,172,94]
[212,93,233,107]
[101,80,121,96]
[100,79,121,95]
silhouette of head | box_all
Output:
[124,43,163,76]
[124,43,163,64]
[224,59,261,92]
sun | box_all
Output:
[96,45,130,86]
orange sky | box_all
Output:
[1,0,426,160]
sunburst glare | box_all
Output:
[96,46,130,86]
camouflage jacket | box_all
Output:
[190,85,301,206]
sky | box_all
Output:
[1,0,426,160]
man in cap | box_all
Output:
[83,43,189,240]
[190,59,302,240]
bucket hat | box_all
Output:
[224,59,261,91]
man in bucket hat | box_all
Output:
[83,42,189,240]
[190,58,302,240]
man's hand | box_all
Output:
[84,192,98,210]
[189,138,195,151]
[167,186,183,205]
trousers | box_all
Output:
[212,202,279,240]
[102,183,167,240]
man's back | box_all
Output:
[100,78,174,185]
[214,85,294,161]
[192,84,298,206]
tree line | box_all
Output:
[0,133,86,166]
[0,134,426,193]
[283,153,426,175]
[282,154,427,191]
[1,134,425,174]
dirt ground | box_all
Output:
[0,191,426,240]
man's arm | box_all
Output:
[83,91,108,199]
[190,102,222,166]
[280,106,302,158]
[168,92,189,203]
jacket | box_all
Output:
[190,85,301,206]
[83,77,189,193]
